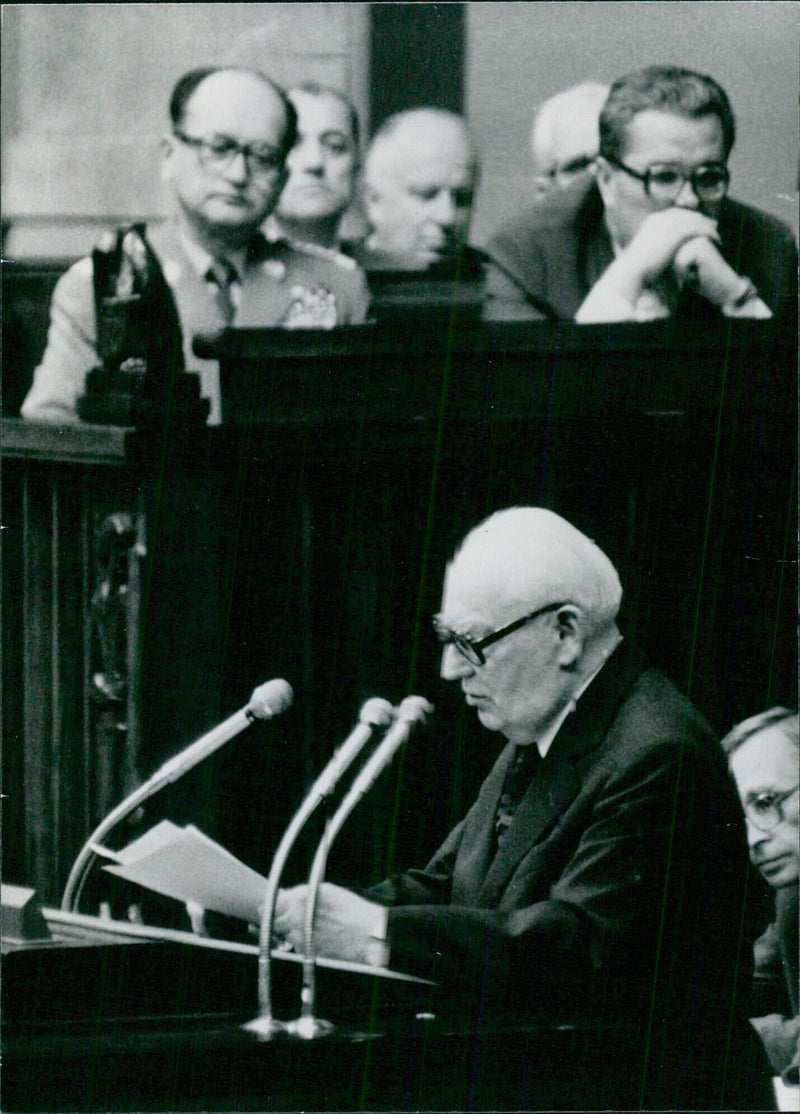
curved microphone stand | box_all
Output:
[287,695,433,1039]
[61,679,293,913]
[243,697,394,1040]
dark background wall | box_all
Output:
[369,4,465,128]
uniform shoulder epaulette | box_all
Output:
[290,240,359,271]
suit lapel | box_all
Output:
[543,185,613,317]
[451,744,512,905]
[578,188,615,294]
[478,742,580,904]
[476,644,645,906]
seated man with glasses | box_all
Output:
[275,506,772,1109]
[21,67,370,425]
[723,709,799,1086]
[485,66,797,324]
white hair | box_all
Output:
[452,506,622,634]
[530,81,610,171]
[365,107,477,186]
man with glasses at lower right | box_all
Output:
[723,709,799,1089]
[486,66,797,325]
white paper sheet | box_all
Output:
[104,822,267,923]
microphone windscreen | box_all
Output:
[249,679,294,719]
[396,695,434,724]
[359,697,395,728]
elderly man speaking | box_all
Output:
[276,507,771,1108]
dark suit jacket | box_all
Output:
[752,884,800,1081]
[370,644,771,1108]
[487,182,798,325]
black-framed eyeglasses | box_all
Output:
[173,128,284,179]
[433,601,568,667]
[605,156,730,204]
[744,784,799,833]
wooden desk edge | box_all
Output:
[1,417,130,464]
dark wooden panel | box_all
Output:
[3,922,771,1113]
[2,259,73,416]
[3,427,137,903]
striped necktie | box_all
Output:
[206,257,238,325]
[496,744,541,848]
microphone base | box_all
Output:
[241,1014,293,1041]
[284,1014,337,1040]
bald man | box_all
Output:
[275,506,770,1109]
[723,710,799,1083]
[355,107,477,272]
[487,81,609,316]
[22,67,370,426]
[530,81,609,198]
[349,108,540,318]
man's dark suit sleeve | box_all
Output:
[717,199,798,324]
[373,732,744,1019]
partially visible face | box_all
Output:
[366,117,475,267]
[436,560,571,746]
[532,112,600,196]
[277,89,359,223]
[596,110,727,248]
[730,726,799,889]
[162,71,290,242]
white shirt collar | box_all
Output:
[177,227,246,284]
[262,215,287,244]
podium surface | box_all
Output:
[4,909,646,1113]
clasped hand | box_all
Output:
[576,206,768,322]
[621,207,721,287]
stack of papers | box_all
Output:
[103,821,268,923]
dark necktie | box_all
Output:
[495,744,541,848]
[206,257,238,325]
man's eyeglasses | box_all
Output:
[744,784,799,833]
[433,601,568,666]
[173,128,284,179]
[605,157,730,204]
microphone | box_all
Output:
[305,697,396,799]
[288,695,433,1039]
[61,679,294,912]
[243,697,395,1039]
[153,679,293,786]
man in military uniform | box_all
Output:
[21,66,370,426]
